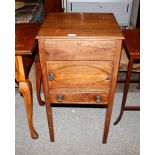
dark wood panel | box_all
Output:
[122,29,140,57]
[15,24,41,55]
[43,0,63,16]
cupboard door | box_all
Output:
[46,61,113,91]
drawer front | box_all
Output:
[49,91,109,104]
[46,61,113,91]
[44,40,115,60]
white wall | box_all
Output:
[63,0,138,27]
[62,0,67,12]
[130,0,139,28]
[63,0,133,12]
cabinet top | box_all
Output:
[37,13,124,39]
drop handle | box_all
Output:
[57,95,63,103]
[96,96,101,103]
[49,72,54,81]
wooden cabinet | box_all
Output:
[37,13,124,143]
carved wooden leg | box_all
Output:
[19,80,38,139]
[102,104,113,144]
[114,57,134,125]
[45,103,54,142]
[35,61,45,106]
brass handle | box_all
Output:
[49,72,54,81]
[96,96,101,103]
[57,95,63,103]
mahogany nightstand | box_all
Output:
[36,13,124,143]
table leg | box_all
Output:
[19,80,38,139]
[114,57,134,125]
[35,61,45,106]
[45,103,54,142]
[103,104,113,143]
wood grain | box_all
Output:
[49,91,109,104]
[15,24,41,55]
[45,39,115,60]
[122,29,140,58]
[37,13,124,39]
[46,61,112,90]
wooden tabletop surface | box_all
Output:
[15,24,41,55]
[37,13,124,39]
[122,29,140,55]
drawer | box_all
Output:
[49,89,109,104]
[46,61,113,91]
[44,39,115,60]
